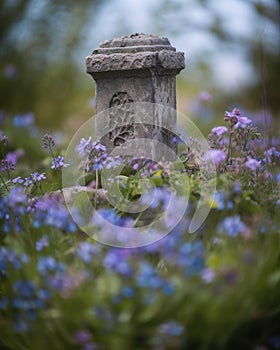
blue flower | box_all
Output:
[34,194,77,232]
[0,247,29,276]
[11,279,49,333]
[13,113,34,128]
[51,155,69,170]
[37,256,65,276]
[177,241,205,275]
[0,297,9,310]
[137,262,162,289]
[103,249,132,276]
[121,286,135,298]
[268,335,280,349]
[13,280,36,298]
[158,320,184,336]
[97,208,131,227]
[36,235,49,251]
[77,241,101,264]
[218,215,248,237]
[213,191,225,210]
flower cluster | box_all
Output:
[42,133,68,170]
[0,106,280,350]
[77,137,108,171]
[206,108,277,180]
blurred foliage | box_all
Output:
[153,0,280,116]
[0,0,279,131]
[0,0,105,129]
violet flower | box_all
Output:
[51,155,69,170]
[211,126,228,136]
[245,158,260,171]
[204,149,227,165]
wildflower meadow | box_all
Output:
[0,105,280,350]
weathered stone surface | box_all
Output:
[86,50,184,74]
[86,33,185,152]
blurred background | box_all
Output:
[0,0,279,136]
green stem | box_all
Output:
[6,165,11,180]
[50,147,57,169]
[134,211,145,227]
[39,182,45,195]
[94,170,99,208]
[0,173,9,192]
[227,132,233,165]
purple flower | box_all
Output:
[51,155,69,170]
[199,90,212,103]
[0,159,16,172]
[85,142,108,172]
[4,64,16,78]
[211,126,228,136]
[264,147,280,165]
[6,149,25,165]
[74,330,91,344]
[7,187,27,206]
[24,172,46,186]
[77,138,108,171]
[104,155,122,169]
[76,137,92,157]
[245,158,260,171]
[42,134,55,150]
[201,268,216,283]
[204,149,226,165]
[133,163,139,170]
[33,172,46,181]
[12,176,24,184]
[0,134,8,147]
[224,108,240,125]
[92,141,106,152]
[234,116,252,129]
[224,108,252,129]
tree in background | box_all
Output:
[0,0,105,128]
[152,0,279,116]
[0,0,279,130]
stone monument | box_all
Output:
[86,33,185,151]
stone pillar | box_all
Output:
[86,33,185,150]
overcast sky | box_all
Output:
[84,0,278,92]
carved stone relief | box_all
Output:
[109,92,135,146]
